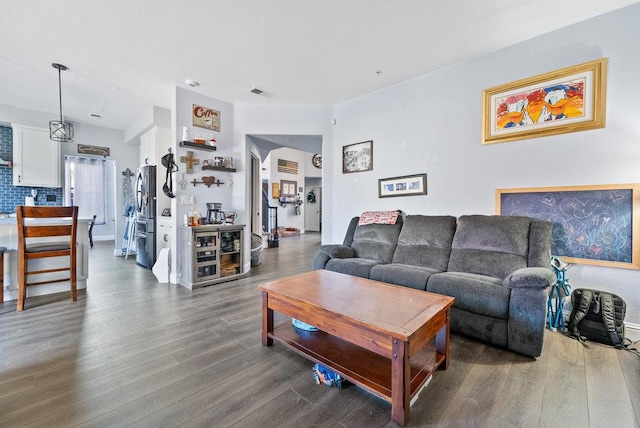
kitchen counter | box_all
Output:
[183,223,246,230]
[1,218,91,304]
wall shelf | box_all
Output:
[179,141,217,151]
[202,165,236,173]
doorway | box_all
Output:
[305,186,321,232]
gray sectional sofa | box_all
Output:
[312,214,556,357]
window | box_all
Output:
[64,156,106,224]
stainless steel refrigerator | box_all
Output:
[135,165,156,268]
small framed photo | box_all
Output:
[280,180,297,197]
[343,140,373,173]
[378,173,427,198]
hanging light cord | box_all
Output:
[57,66,63,122]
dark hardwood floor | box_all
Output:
[1,233,638,427]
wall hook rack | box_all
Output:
[190,176,225,188]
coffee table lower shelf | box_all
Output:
[269,322,445,403]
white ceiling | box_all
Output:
[1,0,637,131]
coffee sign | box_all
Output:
[192,104,220,132]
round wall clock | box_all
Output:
[312,153,322,169]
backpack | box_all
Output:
[568,288,638,355]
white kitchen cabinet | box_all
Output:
[139,126,170,166]
[11,124,61,187]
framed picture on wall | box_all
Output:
[482,58,607,144]
[378,173,427,198]
[496,183,640,269]
[343,140,373,173]
[280,180,297,197]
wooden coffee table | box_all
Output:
[259,270,454,426]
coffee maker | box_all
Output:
[206,202,226,224]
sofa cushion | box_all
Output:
[325,258,381,279]
[392,215,456,271]
[447,215,532,279]
[427,272,510,319]
[351,217,403,263]
[369,264,442,291]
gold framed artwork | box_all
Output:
[496,183,640,269]
[482,58,607,145]
[192,104,221,132]
[271,183,280,199]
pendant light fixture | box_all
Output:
[49,63,74,142]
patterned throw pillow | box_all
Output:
[358,210,400,226]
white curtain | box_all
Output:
[64,156,106,224]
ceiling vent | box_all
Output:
[248,87,264,95]
[88,113,103,120]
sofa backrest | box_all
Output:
[350,215,403,263]
[392,215,457,271]
[447,215,552,280]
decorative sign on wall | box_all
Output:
[277,159,298,174]
[192,104,221,132]
[78,144,110,156]
[180,150,200,174]
[496,183,640,269]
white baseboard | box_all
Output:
[625,322,640,342]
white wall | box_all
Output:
[329,4,640,327]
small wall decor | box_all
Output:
[378,173,427,198]
[343,140,373,173]
[277,159,298,174]
[180,150,200,174]
[482,58,607,144]
[190,176,224,187]
[78,144,110,156]
[312,153,322,169]
[280,180,297,197]
[272,183,280,199]
[496,183,640,269]
[192,104,221,132]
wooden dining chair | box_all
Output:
[16,205,78,311]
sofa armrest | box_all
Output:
[319,244,355,259]
[312,245,355,270]
[503,267,556,290]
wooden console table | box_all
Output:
[258,270,454,426]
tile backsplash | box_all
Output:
[0,126,63,213]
